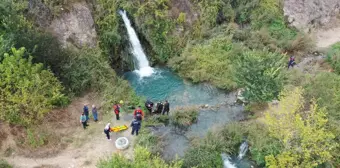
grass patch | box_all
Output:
[171,107,199,130]
[144,115,170,127]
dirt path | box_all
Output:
[316,27,340,48]
[2,94,136,168]
[5,115,135,168]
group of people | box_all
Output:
[145,99,170,115]
[81,100,170,140]
[80,104,98,129]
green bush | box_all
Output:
[234,49,285,102]
[135,127,161,155]
[183,122,282,167]
[246,122,283,166]
[304,72,340,165]
[97,146,182,168]
[171,107,199,129]
[169,29,240,90]
[183,145,223,168]
[61,47,139,108]
[0,47,68,126]
[144,115,170,126]
[0,159,12,168]
[304,72,340,121]
[326,42,340,74]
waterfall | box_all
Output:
[237,141,249,160]
[119,10,154,77]
[221,153,236,168]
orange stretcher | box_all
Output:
[110,125,128,132]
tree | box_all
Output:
[235,49,285,102]
[0,47,68,126]
[264,87,336,168]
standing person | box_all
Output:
[92,105,98,122]
[104,123,111,140]
[145,99,154,114]
[162,100,170,115]
[131,119,141,136]
[288,56,295,69]
[80,113,87,129]
[83,104,89,122]
[113,103,120,120]
[133,106,144,121]
[156,102,163,114]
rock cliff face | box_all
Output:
[28,0,97,48]
[49,2,97,48]
[284,0,340,31]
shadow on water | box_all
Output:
[124,68,252,167]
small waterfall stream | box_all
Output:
[119,10,154,77]
[238,142,249,160]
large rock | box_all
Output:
[284,0,340,31]
[49,2,97,48]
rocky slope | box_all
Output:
[28,0,97,48]
[284,0,340,48]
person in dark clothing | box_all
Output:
[133,106,144,121]
[113,103,120,120]
[83,104,89,122]
[104,123,111,140]
[131,119,141,136]
[80,113,87,129]
[288,56,296,69]
[162,100,170,115]
[145,99,154,114]
[156,102,163,114]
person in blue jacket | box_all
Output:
[83,104,89,122]
[131,119,141,136]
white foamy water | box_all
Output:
[221,153,237,168]
[119,10,154,77]
[237,142,249,160]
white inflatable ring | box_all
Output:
[115,137,129,150]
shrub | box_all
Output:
[171,107,199,130]
[97,146,182,168]
[0,47,68,126]
[234,49,285,102]
[183,121,282,167]
[0,159,12,168]
[264,87,336,167]
[60,47,139,108]
[169,30,241,90]
[135,127,161,155]
[326,42,340,74]
[145,115,170,127]
[304,72,340,121]
[183,145,223,168]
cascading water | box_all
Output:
[119,10,154,77]
[221,153,237,168]
[237,142,249,160]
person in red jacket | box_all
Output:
[113,103,120,120]
[133,106,144,121]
